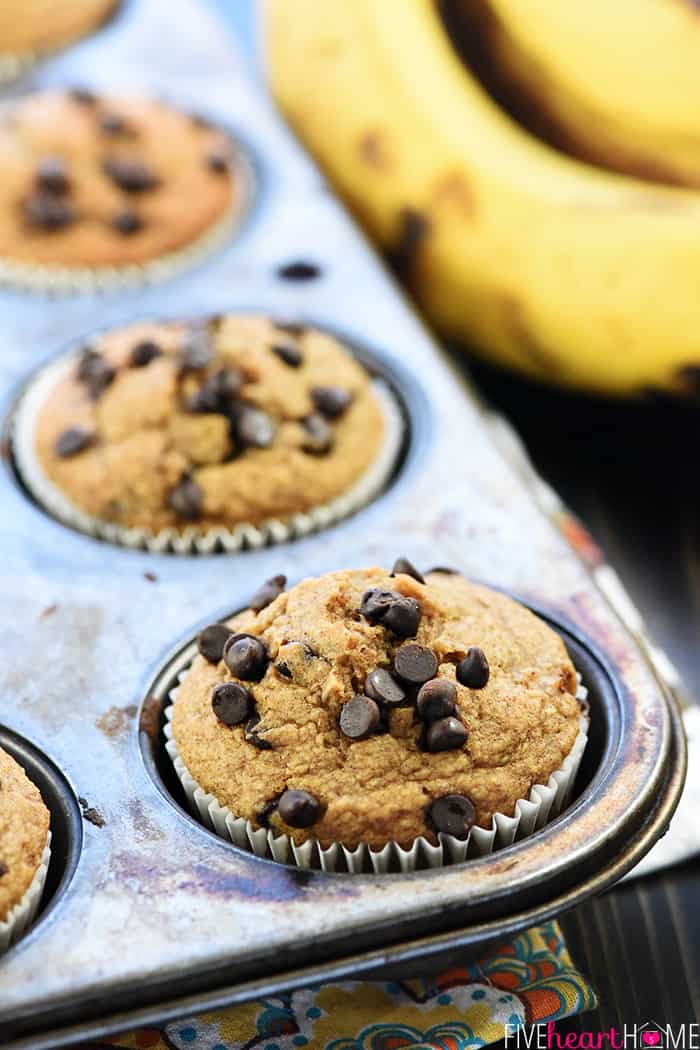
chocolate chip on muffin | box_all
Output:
[456,647,490,689]
[250,575,287,613]
[197,623,234,663]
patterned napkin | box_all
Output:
[98,920,595,1050]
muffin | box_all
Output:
[16,315,401,549]
[0,90,243,284]
[0,1,118,66]
[167,563,587,868]
[0,746,51,951]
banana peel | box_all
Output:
[264,0,700,396]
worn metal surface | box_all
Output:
[0,0,686,1046]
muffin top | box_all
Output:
[0,90,237,267]
[171,565,582,850]
[0,0,117,56]
[31,315,387,533]
[0,747,50,924]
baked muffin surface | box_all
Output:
[0,747,50,923]
[172,567,581,849]
[0,90,237,267]
[0,0,118,56]
[33,315,386,533]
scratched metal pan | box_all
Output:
[0,1,686,1048]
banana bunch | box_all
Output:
[264,0,700,396]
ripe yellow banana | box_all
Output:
[440,0,700,189]
[265,0,700,395]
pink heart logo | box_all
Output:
[643,1034,661,1046]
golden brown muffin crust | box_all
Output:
[0,747,50,923]
[33,315,386,532]
[0,0,118,56]
[172,568,581,849]
[0,90,237,267]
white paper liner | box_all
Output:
[0,831,51,953]
[163,672,589,874]
[11,351,405,553]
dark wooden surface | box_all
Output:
[471,360,700,1030]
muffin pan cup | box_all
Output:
[10,350,405,552]
[163,677,589,873]
[0,0,686,1046]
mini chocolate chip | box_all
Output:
[197,623,234,663]
[36,157,70,195]
[211,681,253,725]
[100,112,129,135]
[223,634,269,681]
[245,712,272,750]
[168,476,202,520]
[428,794,476,839]
[55,427,95,458]
[426,716,468,753]
[69,87,97,105]
[250,574,287,612]
[206,150,230,173]
[271,343,303,368]
[360,588,421,638]
[103,158,158,193]
[364,667,406,707]
[276,260,321,281]
[391,557,425,584]
[427,565,460,575]
[0,861,7,877]
[276,322,306,338]
[311,386,353,419]
[339,694,380,739]
[75,346,115,397]
[24,192,75,230]
[456,647,490,689]
[235,405,276,449]
[256,794,281,827]
[416,678,457,723]
[179,327,214,371]
[76,347,102,382]
[112,209,142,235]
[188,368,241,413]
[278,789,322,828]
[275,661,292,679]
[130,339,162,367]
[301,413,333,454]
[393,643,438,685]
[191,112,215,129]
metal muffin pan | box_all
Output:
[0,1,686,1047]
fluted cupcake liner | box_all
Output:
[11,356,405,552]
[163,672,589,874]
[0,149,252,295]
[0,831,51,953]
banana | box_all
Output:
[264,0,700,395]
[439,0,700,190]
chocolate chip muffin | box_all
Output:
[0,1,118,59]
[0,746,50,939]
[170,564,583,851]
[0,90,239,272]
[22,315,394,541]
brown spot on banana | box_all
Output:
[358,130,392,170]
[385,208,431,286]
[675,364,700,397]
[431,171,477,219]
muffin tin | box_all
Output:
[0,1,686,1047]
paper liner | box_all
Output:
[163,673,589,874]
[0,831,51,953]
[12,354,405,553]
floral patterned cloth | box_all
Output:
[93,921,595,1050]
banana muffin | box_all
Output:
[170,564,583,850]
[0,746,50,940]
[0,0,118,59]
[26,315,390,535]
[0,90,238,270]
